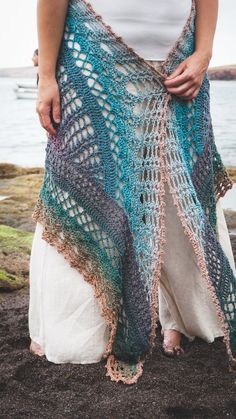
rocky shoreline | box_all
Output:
[0,164,44,291]
[208,64,236,81]
[0,162,236,291]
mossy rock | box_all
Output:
[230,234,236,263]
[0,164,44,232]
[0,269,25,292]
[0,224,33,254]
[227,167,236,183]
[224,209,236,230]
[0,225,33,292]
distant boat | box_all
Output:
[14,82,37,100]
[16,82,37,89]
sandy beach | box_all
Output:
[1,286,236,418]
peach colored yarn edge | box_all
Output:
[149,94,171,349]
[31,201,118,360]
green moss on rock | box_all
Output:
[0,224,33,254]
[0,164,44,232]
[0,268,25,291]
[0,225,33,292]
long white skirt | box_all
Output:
[28,179,236,363]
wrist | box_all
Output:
[38,74,56,83]
[194,49,212,65]
[38,65,56,81]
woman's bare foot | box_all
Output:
[161,328,184,357]
[29,340,45,357]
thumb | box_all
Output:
[166,61,186,80]
[52,94,61,123]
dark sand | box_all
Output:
[0,287,236,419]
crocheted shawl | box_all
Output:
[32,0,236,384]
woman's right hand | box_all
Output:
[36,77,61,137]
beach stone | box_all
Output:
[0,163,44,232]
[230,234,236,264]
[0,163,43,179]
[227,166,236,182]
[0,225,33,291]
[0,269,26,292]
[224,209,236,230]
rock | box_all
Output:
[0,224,33,252]
[224,209,236,230]
[0,163,44,179]
[0,225,33,292]
[230,234,236,264]
[226,166,236,183]
[208,65,236,80]
[0,164,44,232]
[0,269,25,292]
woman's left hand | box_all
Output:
[163,51,211,100]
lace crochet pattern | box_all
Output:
[32,0,236,384]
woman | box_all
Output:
[28,0,236,384]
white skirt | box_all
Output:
[28,220,110,363]
[28,181,236,363]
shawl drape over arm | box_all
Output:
[32,0,236,384]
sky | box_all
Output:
[0,0,235,69]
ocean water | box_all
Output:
[0,77,235,209]
[0,77,236,167]
[0,78,45,167]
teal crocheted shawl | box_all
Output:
[32,0,236,384]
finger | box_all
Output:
[38,113,44,128]
[37,110,45,130]
[40,112,57,136]
[164,70,195,88]
[191,88,200,99]
[166,81,194,95]
[177,86,199,101]
[165,62,185,80]
[182,87,200,101]
[36,100,57,136]
[38,113,51,136]
[52,95,61,124]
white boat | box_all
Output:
[14,82,37,100]
[16,82,37,89]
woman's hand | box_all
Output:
[163,51,211,100]
[36,77,61,137]
[36,0,69,136]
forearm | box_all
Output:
[195,0,218,64]
[37,0,69,80]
